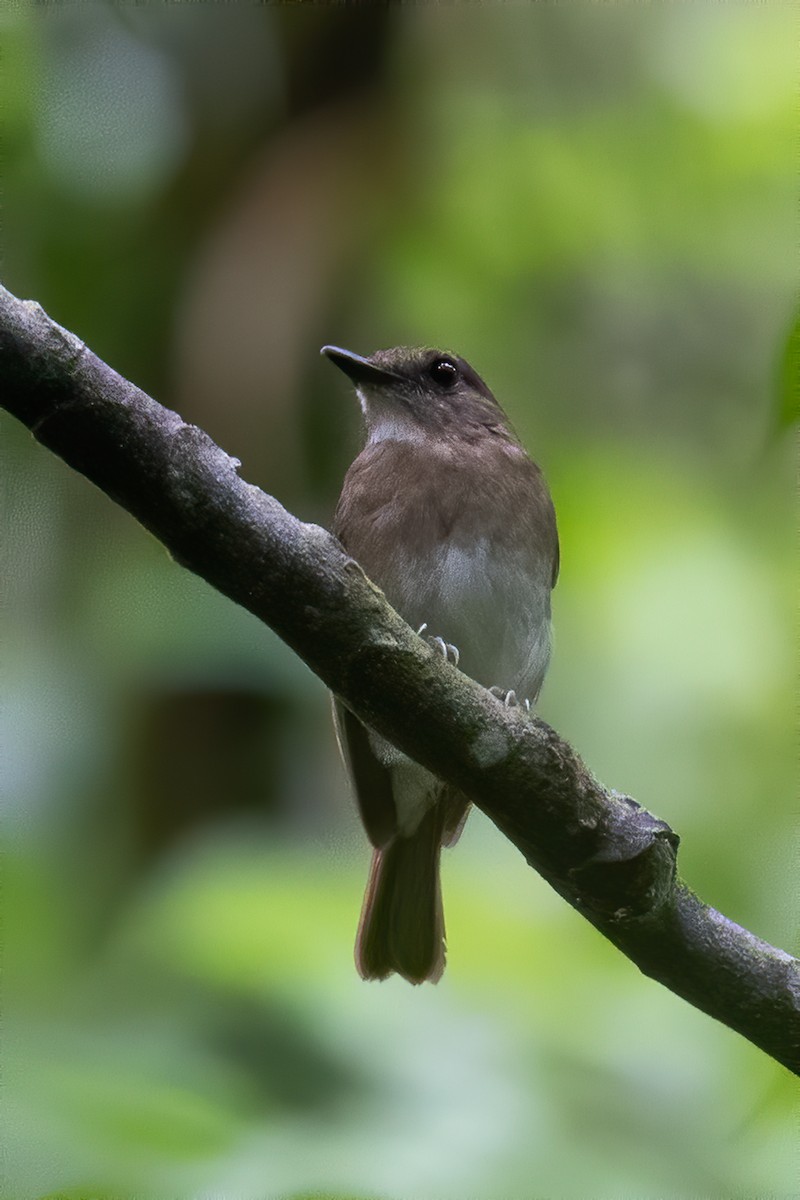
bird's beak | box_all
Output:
[321,345,402,386]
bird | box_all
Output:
[322,344,559,984]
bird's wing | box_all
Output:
[332,699,397,849]
[441,787,471,848]
[551,535,560,588]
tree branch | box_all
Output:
[1,282,797,1074]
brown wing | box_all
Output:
[439,785,471,848]
[332,699,397,849]
[551,533,560,589]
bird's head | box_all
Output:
[322,344,514,445]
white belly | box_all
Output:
[385,537,552,701]
[367,537,552,837]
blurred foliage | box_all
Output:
[1,5,796,1199]
[776,309,800,431]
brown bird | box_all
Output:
[323,345,559,984]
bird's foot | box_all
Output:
[417,623,460,668]
[489,686,531,715]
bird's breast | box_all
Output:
[385,536,551,697]
[334,438,556,698]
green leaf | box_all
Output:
[776,311,800,429]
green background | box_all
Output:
[2,5,796,1198]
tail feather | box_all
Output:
[355,804,445,985]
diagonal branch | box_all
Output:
[1,282,797,1074]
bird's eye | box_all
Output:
[428,358,459,388]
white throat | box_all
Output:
[358,386,425,445]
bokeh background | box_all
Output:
[2,5,797,1199]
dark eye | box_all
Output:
[428,358,459,388]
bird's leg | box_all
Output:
[416,623,460,668]
[489,686,531,715]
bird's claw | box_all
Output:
[489,686,532,714]
[417,624,460,667]
[431,636,460,667]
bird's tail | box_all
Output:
[355,803,445,985]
